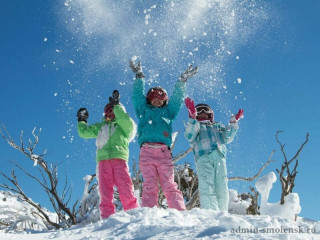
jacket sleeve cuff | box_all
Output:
[229,121,239,129]
[187,118,198,124]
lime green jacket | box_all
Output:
[77,105,136,162]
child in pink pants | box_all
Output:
[130,60,198,210]
[77,90,139,219]
[139,143,185,210]
[97,159,138,218]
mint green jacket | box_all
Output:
[77,105,136,162]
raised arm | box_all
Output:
[219,109,244,144]
[114,105,135,138]
[130,60,147,115]
[77,108,102,139]
[167,65,198,120]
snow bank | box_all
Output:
[256,172,302,221]
[0,207,318,239]
[228,189,251,215]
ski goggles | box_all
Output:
[147,89,167,101]
[195,105,212,114]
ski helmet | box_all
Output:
[146,87,168,106]
[104,103,115,120]
[195,103,214,122]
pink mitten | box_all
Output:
[235,109,244,120]
[230,109,244,123]
[185,97,196,119]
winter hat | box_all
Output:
[195,103,214,122]
[146,87,168,106]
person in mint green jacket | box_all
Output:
[129,60,198,211]
[184,97,244,212]
[77,90,138,219]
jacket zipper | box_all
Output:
[107,123,112,159]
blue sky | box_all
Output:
[1,0,319,221]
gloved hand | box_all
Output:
[77,108,89,123]
[185,97,196,119]
[179,65,198,82]
[230,109,244,123]
[129,59,145,78]
[109,90,120,107]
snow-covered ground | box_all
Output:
[1,207,319,240]
[1,174,320,240]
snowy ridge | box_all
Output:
[1,179,319,239]
[0,207,319,239]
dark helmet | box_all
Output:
[195,103,214,122]
[146,87,168,106]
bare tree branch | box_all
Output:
[275,131,309,205]
[10,160,49,190]
[229,150,276,181]
[287,132,309,166]
[0,126,77,228]
[0,170,61,229]
[245,187,260,215]
[0,221,10,227]
[185,189,199,210]
[131,158,142,193]
[172,147,193,164]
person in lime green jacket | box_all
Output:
[77,90,138,219]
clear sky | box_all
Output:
[1,0,319,221]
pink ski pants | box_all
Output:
[98,159,139,219]
[139,144,186,211]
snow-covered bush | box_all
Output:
[0,191,55,232]
[228,189,251,215]
[255,172,301,221]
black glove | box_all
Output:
[179,65,198,82]
[77,108,89,123]
[129,59,145,78]
[109,90,120,107]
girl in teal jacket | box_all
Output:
[130,60,197,211]
[77,91,139,219]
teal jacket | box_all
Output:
[132,78,186,147]
[77,105,136,162]
[184,118,239,159]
